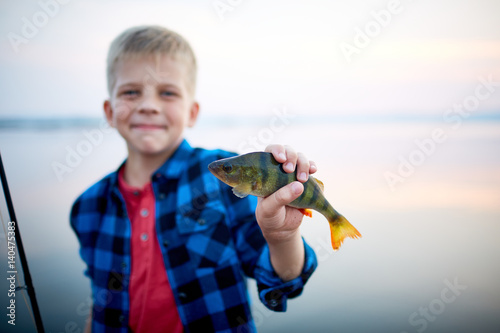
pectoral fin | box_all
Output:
[232,184,252,198]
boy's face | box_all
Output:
[104,55,198,159]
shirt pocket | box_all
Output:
[176,200,236,269]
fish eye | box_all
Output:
[222,163,233,173]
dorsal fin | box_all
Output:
[314,177,325,191]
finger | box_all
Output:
[309,160,317,175]
[283,145,298,173]
[259,182,304,217]
[265,144,287,163]
[296,152,310,182]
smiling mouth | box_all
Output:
[131,124,167,130]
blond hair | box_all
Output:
[106,25,197,96]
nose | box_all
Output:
[137,88,160,114]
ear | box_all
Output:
[103,100,115,128]
[187,101,200,128]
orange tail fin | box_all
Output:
[329,215,361,251]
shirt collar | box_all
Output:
[117,164,152,195]
[109,139,193,196]
[153,139,193,180]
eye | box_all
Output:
[161,91,176,97]
[222,163,233,173]
[121,90,140,98]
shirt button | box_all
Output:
[140,209,149,217]
[158,193,166,200]
[141,233,148,241]
[163,240,169,247]
[198,218,206,225]
[269,299,279,308]
[133,191,139,196]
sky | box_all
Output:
[0,0,499,119]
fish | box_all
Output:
[208,152,361,250]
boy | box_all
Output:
[70,25,317,333]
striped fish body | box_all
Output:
[208,152,361,250]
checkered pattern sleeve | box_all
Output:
[254,238,317,312]
[219,172,318,312]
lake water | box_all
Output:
[0,115,499,333]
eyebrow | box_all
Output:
[117,81,181,88]
[156,83,181,90]
[116,82,142,89]
[115,82,183,95]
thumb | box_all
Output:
[261,182,304,214]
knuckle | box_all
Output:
[276,186,292,204]
[299,155,309,166]
[273,190,284,205]
[297,154,310,171]
[286,151,298,162]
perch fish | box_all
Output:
[208,152,361,250]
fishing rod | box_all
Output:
[0,151,45,332]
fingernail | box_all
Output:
[285,162,293,171]
[279,153,286,161]
[299,172,307,181]
[292,182,303,194]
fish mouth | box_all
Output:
[207,161,217,172]
[207,161,222,179]
[208,160,235,186]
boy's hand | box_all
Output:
[255,145,317,244]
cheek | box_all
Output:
[113,100,136,123]
[228,171,241,182]
[166,107,190,125]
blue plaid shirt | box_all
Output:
[70,139,317,333]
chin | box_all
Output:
[138,138,170,152]
[129,134,181,156]
[140,146,171,156]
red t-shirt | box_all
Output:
[118,168,183,333]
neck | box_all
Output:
[123,140,182,188]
